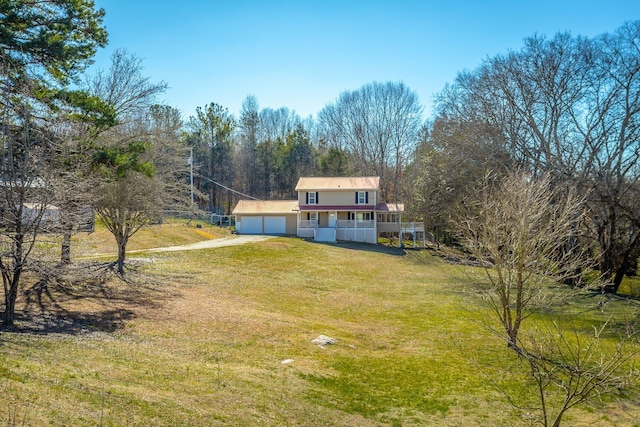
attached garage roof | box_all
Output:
[295,177,380,191]
[232,200,298,215]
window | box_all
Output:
[309,212,317,223]
[356,212,372,222]
[357,191,366,204]
[307,191,317,204]
[377,213,396,223]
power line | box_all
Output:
[195,173,262,201]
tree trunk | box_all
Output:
[610,249,632,294]
[60,226,72,265]
[116,237,127,275]
[552,407,568,427]
[3,275,20,326]
[604,232,639,294]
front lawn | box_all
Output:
[0,229,638,426]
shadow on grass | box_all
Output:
[6,308,137,335]
[1,260,177,336]
[316,240,408,256]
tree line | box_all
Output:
[186,80,423,214]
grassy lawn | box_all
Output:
[1,224,639,426]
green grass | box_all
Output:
[620,275,640,297]
[0,227,638,426]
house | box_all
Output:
[233,176,409,245]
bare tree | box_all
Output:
[433,23,640,293]
[237,95,260,196]
[462,170,590,349]
[257,107,299,143]
[463,169,639,425]
[583,22,640,292]
[251,107,301,199]
[85,48,168,121]
[408,118,512,243]
[94,162,159,275]
[318,81,422,201]
[85,50,172,273]
[0,80,56,325]
[0,0,106,323]
[513,319,639,427]
[144,105,190,213]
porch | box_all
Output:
[297,211,397,245]
[298,222,378,244]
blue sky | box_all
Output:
[90,0,639,120]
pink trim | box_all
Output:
[299,205,374,211]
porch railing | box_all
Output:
[401,222,425,232]
[336,220,375,229]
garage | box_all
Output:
[264,216,286,234]
[232,200,298,236]
[240,216,263,234]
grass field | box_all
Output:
[1,222,639,426]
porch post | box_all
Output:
[354,212,357,241]
[413,222,417,248]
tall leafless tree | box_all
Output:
[237,95,260,197]
[462,170,639,425]
[318,81,422,201]
[0,79,56,325]
[462,170,590,349]
[84,50,174,273]
[431,22,640,293]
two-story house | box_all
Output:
[232,176,405,244]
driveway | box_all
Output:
[128,234,275,254]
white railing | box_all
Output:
[298,220,317,228]
[336,220,375,229]
[401,222,425,232]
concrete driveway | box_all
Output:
[128,234,275,254]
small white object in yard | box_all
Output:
[312,335,338,347]
[281,359,294,365]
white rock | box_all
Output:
[312,335,338,346]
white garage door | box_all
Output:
[240,216,263,234]
[264,216,286,234]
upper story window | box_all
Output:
[307,191,317,204]
[356,191,368,204]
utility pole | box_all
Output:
[189,146,194,208]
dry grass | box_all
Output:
[0,226,638,426]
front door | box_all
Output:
[328,211,336,228]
